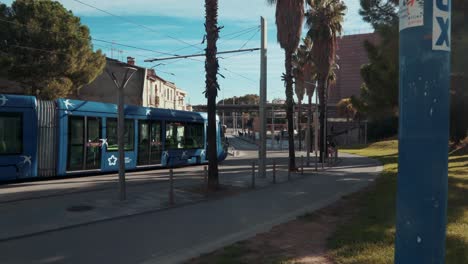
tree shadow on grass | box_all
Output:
[445,177,468,263]
[328,154,468,264]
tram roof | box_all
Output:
[0,94,36,109]
[56,98,208,122]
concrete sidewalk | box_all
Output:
[0,150,316,241]
[0,152,382,264]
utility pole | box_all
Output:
[395,1,451,263]
[107,66,138,201]
[258,16,267,178]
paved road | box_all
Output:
[0,143,382,264]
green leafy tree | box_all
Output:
[356,0,399,120]
[0,0,105,99]
[357,0,467,142]
[450,0,468,143]
[306,0,346,161]
[267,0,305,171]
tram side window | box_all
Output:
[165,122,204,149]
[184,123,204,149]
[0,113,23,155]
[165,122,184,149]
[106,118,134,151]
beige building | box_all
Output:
[0,56,190,111]
[142,67,189,111]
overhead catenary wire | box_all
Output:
[70,0,204,52]
[1,43,70,56]
[0,18,180,57]
[237,28,261,50]
[169,25,260,54]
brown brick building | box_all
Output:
[328,33,379,105]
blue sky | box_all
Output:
[3,0,372,105]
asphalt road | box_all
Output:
[0,138,382,264]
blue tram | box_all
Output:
[0,94,228,182]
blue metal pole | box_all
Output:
[396,0,451,263]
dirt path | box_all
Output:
[189,194,360,264]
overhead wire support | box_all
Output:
[144,48,260,62]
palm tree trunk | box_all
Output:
[319,78,327,163]
[285,50,296,170]
[307,91,312,152]
[298,99,302,151]
[205,0,219,191]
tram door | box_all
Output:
[85,117,102,169]
[138,121,162,166]
[67,116,102,171]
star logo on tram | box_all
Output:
[100,138,108,149]
[170,110,176,117]
[108,155,118,166]
[200,149,206,157]
[20,156,32,166]
[64,99,74,110]
[146,109,151,116]
[0,94,8,106]
[181,151,188,159]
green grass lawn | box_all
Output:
[330,140,468,264]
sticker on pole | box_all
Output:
[399,0,424,31]
[433,0,451,51]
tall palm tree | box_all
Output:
[306,0,346,162]
[300,37,317,152]
[337,97,357,145]
[292,38,312,151]
[204,0,220,190]
[267,0,305,171]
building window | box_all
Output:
[0,112,23,155]
[106,118,134,151]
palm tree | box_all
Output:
[337,97,357,145]
[300,37,317,153]
[306,0,346,162]
[293,38,314,151]
[293,52,304,151]
[267,0,305,171]
[204,0,220,190]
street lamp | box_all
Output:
[107,66,138,201]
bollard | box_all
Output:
[321,152,325,170]
[203,166,208,193]
[272,159,276,184]
[169,168,174,205]
[251,161,256,189]
[301,155,304,175]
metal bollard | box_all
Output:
[301,155,304,175]
[321,152,325,169]
[169,168,174,205]
[251,161,256,189]
[272,159,276,184]
[203,166,208,192]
